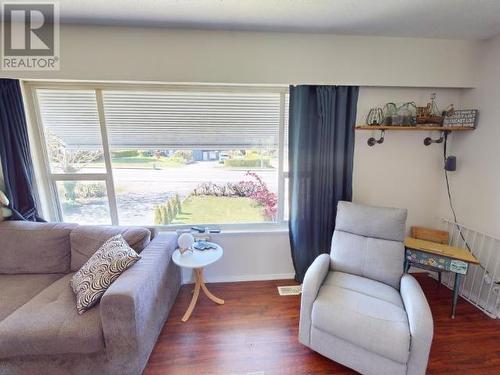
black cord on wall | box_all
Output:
[443,135,499,284]
[443,134,471,251]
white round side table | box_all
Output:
[172,242,224,322]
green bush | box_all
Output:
[171,198,178,217]
[167,201,173,222]
[74,183,106,199]
[63,181,77,201]
[154,206,163,225]
[153,196,184,225]
[224,159,271,168]
[112,150,139,158]
[172,150,193,163]
[175,193,182,213]
[160,205,169,224]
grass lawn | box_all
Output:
[172,195,266,224]
[91,156,184,169]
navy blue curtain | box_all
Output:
[0,79,43,221]
[288,85,359,282]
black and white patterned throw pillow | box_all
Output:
[70,234,141,314]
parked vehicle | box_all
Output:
[219,152,230,163]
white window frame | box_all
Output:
[24,81,289,231]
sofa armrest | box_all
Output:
[299,253,331,346]
[400,274,434,375]
[100,232,181,375]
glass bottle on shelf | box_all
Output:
[396,102,417,126]
[383,103,397,126]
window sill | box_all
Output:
[153,223,289,236]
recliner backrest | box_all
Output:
[330,201,407,289]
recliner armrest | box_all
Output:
[400,274,434,375]
[299,253,331,346]
[100,232,180,375]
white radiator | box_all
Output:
[439,219,500,318]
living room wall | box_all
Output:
[354,87,464,230]
[1,24,482,282]
[438,35,500,239]
[2,24,479,87]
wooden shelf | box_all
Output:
[355,125,474,131]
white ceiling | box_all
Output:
[55,0,500,40]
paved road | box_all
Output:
[84,161,278,197]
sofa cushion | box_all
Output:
[312,271,410,364]
[0,221,76,274]
[0,274,65,321]
[71,234,141,314]
[0,273,105,359]
[70,225,151,271]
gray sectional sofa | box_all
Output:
[0,221,181,375]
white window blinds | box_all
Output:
[102,90,281,149]
[36,89,103,150]
[36,88,286,150]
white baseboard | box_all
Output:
[181,268,428,284]
[181,272,295,285]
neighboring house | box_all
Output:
[192,150,220,161]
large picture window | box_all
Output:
[29,83,289,228]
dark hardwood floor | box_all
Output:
[144,274,500,375]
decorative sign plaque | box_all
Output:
[443,109,478,128]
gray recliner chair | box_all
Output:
[299,201,433,375]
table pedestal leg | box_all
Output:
[451,273,462,319]
[198,269,225,305]
[182,272,201,322]
[181,268,224,322]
